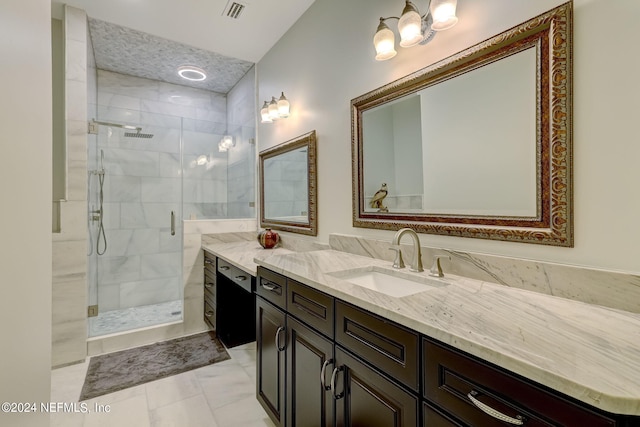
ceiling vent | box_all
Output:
[223,1,246,19]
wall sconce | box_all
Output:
[374,0,458,61]
[260,92,290,123]
[218,134,235,152]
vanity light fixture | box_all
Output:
[177,65,207,81]
[374,0,458,61]
[260,92,290,123]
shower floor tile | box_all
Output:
[89,300,183,337]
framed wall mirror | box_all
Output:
[259,130,317,236]
[351,2,573,246]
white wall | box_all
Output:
[257,0,640,274]
[0,0,52,426]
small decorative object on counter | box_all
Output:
[258,228,280,249]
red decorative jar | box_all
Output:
[257,228,280,249]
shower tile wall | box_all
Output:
[94,70,229,313]
[226,67,256,218]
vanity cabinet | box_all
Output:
[256,267,335,427]
[257,267,419,427]
[256,266,640,427]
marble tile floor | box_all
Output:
[50,341,275,427]
[88,300,183,337]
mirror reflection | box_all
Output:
[263,146,309,223]
[362,47,538,217]
[260,130,317,236]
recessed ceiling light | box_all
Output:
[177,65,207,81]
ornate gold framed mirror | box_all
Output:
[351,2,572,246]
[259,130,317,236]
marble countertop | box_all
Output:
[202,241,293,276]
[253,249,640,416]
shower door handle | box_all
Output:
[170,211,176,236]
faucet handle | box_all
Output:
[429,255,450,278]
[389,245,405,269]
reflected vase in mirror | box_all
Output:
[258,228,280,249]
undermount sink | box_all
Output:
[329,266,447,298]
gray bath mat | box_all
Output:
[79,331,230,401]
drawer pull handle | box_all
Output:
[330,366,345,400]
[219,265,230,271]
[235,275,247,282]
[261,282,278,292]
[204,259,213,265]
[320,359,334,391]
[467,391,525,425]
[204,283,213,289]
[205,310,214,318]
[275,326,286,352]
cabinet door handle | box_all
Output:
[205,310,214,318]
[330,366,344,400]
[261,282,278,291]
[219,265,230,271]
[275,326,286,352]
[170,211,176,236]
[204,283,213,289]
[320,359,334,391]
[235,275,247,282]
[467,391,525,425]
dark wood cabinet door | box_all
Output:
[286,316,335,427]
[257,297,287,427]
[335,347,419,427]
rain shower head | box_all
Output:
[124,128,154,139]
[89,119,154,139]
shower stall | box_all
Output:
[87,105,254,337]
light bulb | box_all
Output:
[268,97,279,120]
[260,101,272,123]
[398,2,423,47]
[430,0,458,31]
[373,19,397,61]
[277,92,290,118]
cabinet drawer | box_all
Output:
[257,267,287,310]
[218,258,253,293]
[287,279,334,338]
[423,338,617,427]
[204,252,216,275]
[204,299,215,329]
[204,270,216,304]
[335,301,419,391]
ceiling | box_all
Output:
[52,0,315,93]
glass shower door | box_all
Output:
[88,110,183,337]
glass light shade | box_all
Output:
[398,3,423,47]
[196,154,207,166]
[373,20,396,61]
[220,135,234,149]
[268,97,280,120]
[218,141,228,152]
[260,101,272,123]
[277,92,290,118]
[430,0,458,31]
